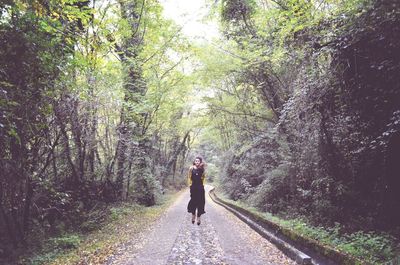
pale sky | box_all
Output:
[159,0,220,42]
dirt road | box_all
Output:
[107,185,295,265]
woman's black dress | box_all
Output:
[187,167,205,217]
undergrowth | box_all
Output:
[18,189,182,265]
[216,187,399,264]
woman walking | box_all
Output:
[187,157,206,225]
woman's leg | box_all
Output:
[187,186,195,214]
[196,190,204,225]
[196,209,202,225]
[197,187,206,217]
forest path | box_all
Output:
[106,185,295,265]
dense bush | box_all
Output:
[217,0,400,234]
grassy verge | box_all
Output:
[22,190,183,265]
[212,186,399,264]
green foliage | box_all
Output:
[220,0,256,39]
[338,232,396,263]
[224,196,398,264]
[246,163,293,213]
[27,234,81,264]
[28,250,62,265]
[110,206,134,221]
[288,222,398,263]
[0,0,196,263]
[212,0,400,233]
[50,234,82,250]
[130,169,161,206]
[2,0,400,263]
[196,4,400,264]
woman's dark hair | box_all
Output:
[193,157,202,163]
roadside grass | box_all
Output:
[23,190,183,265]
[211,185,399,264]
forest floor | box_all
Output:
[23,190,183,265]
[25,185,295,265]
[106,185,294,265]
[23,183,399,265]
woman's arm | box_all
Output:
[201,171,205,185]
[187,167,193,186]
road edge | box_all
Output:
[208,186,314,265]
[208,186,367,265]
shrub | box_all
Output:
[49,234,81,250]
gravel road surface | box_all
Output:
[107,185,295,265]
